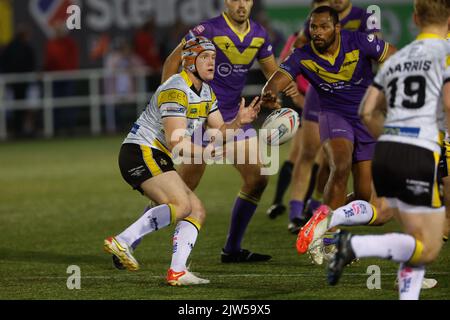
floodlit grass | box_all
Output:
[0,136,448,299]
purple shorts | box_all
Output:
[192,123,256,147]
[303,86,320,123]
[216,103,257,142]
[233,123,257,141]
[319,111,376,163]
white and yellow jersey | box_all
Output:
[444,33,450,141]
[373,33,450,153]
[123,70,219,157]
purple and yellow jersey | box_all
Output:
[184,13,274,122]
[280,30,389,119]
[303,5,379,40]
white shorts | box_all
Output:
[385,197,445,214]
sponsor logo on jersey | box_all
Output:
[193,24,205,35]
[217,63,232,77]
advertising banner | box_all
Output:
[265,0,416,48]
[10,0,418,69]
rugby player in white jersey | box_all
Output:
[326,0,450,299]
[439,23,450,244]
[103,36,261,286]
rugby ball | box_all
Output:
[261,108,300,145]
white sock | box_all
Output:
[398,263,425,300]
[350,233,417,262]
[170,219,200,272]
[329,200,375,228]
[116,204,174,246]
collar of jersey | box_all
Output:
[180,70,193,87]
[222,12,251,42]
[311,32,341,66]
[180,70,204,97]
[416,33,446,41]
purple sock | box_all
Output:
[224,193,258,253]
[308,199,322,213]
[323,237,337,246]
[289,200,304,221]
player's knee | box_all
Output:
[419,247,441,264]
[330,159,351,179]
[411,237,443,265]
[172,197,192,220]
[244,173,268,194]
[300,146,318,163]
[189,198,206,225]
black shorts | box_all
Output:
[118,143,175,194]
[372,141,442,208]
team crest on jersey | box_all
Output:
[193,24,205,34]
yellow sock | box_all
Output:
[408,239,424,265]
[367,204,378,225]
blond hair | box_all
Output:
[414,0,450,26]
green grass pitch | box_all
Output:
[0,136,448,299]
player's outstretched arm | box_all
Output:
[163,117,188,151]
[260,51,301,105]
[163,117,206,161]
[261,71,292,109]
[358,85,387,138]
[378,43,397,64]
[259,55,278,80]
[161,42,184,83]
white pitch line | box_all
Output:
[2,272,449,281]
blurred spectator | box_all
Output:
[0,25,37,138]
[133,19,162,73]
[90,33,111,62]
[44,23,79,135]
[104,39,144,134]
[249,0,265,20]
[44,24,79,71]
[255,11,286,57]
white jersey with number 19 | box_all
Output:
[373,33,450,153]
